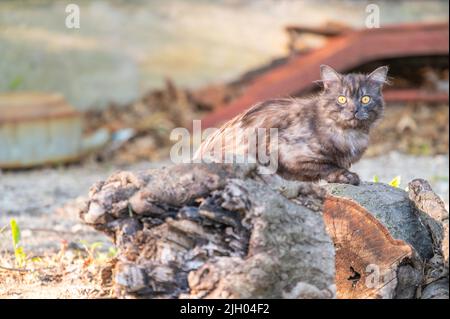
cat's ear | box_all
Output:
[367,66,389,84]
[320,65,341,88]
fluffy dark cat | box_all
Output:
[195,65,389,185]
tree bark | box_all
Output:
[81,163,335,298]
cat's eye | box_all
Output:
[337,95,347,104]
[361,95,371,104]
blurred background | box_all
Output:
[0,0,448,268]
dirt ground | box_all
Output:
[0,161,166,252]
[0,161,165,298]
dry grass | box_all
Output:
[0,233,115,299]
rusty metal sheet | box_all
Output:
[201,22,449,129]
[384,89,449,104]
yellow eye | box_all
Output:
[337,95,347,104]
[361,95,371,104]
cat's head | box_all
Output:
[318,65,389,130]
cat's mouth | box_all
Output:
[344,113,369,127]
[345,118,365,128]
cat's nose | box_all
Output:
[355,111,369,120]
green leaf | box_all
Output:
[10,219,21,248]
[389,176,401,188]
[90,242,103,251]
[373,175,380,183]
[31,256,42,263]
[10,219,28,267]
[13,246,27,268]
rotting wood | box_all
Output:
[408,179,449,299]
[81,163,335,298]
[81,164,447,299]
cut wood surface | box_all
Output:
[325,182,435,260]
[325,181,448,299]
[81,163,448,299]
[323,196,417,299]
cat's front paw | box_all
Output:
[340,171,361,185]
[326,170,360,185]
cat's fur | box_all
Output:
[195,65,389,185]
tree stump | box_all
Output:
[80,164,448,299]
[324,181,448,299]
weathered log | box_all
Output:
[81,164,335,298]
[408,179,449,299]
[81,164,445,299]
[408,179,449,267]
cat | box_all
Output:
[194,65,389,185]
